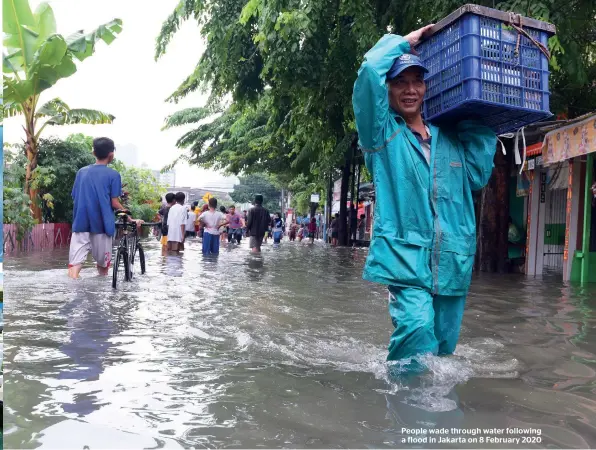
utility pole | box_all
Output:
[339,136,355,246]
[324,173,332,243]
[348,141,357,245]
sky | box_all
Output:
[3,0,239,190]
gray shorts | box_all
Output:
[249,235,264,250]
[69,232,113,268]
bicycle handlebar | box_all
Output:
[116,220,161,227]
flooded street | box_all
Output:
[4,238,596,449]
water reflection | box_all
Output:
[246,254,265,281]
[385,388,464,441]
[164,255,185,278]
[4,241,596,448]
[57,293,116,417]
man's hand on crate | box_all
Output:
[404,24,434,53]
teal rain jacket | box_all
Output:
[353,34,497,296]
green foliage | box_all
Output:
[110,160,166,220]
[36,136,95,222]
[130,203,159,223]
[4,135,165,225]
[36,98,115,133]
[230,173,281,212]
[3,0,121,216]
[30,165,56,212]
[3,150,35,239]
[3,187,35,240]
[156,0,595,205]
[110,160,166,206]
[496,0,596,117]
[288,174,323,214]
[66,133,94,149]
[3,0,122,109]
[4,146,27,190]
[4,136,95,222]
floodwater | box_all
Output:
[3,238,596,449]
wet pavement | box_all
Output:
[3,238,596,449]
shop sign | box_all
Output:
[543,115,596,166]
[333,179,342,201]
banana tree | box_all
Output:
[3,0,122,220]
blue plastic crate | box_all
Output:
[417,5,555,134]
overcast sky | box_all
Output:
[3,0,239,189]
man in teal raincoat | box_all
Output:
[352,26,496,365]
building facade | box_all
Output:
[152,170,176,187]
[522,114,595,283]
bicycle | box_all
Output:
[112,209,160,289]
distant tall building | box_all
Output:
[202,180,236,193]
[116,143,139,167]
[152,170,176,187]
[161,171,176,187]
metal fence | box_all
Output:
[543,186,567,273]
[3,223,71,256]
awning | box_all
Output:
[526,142,543,157]
[542,114,596,166]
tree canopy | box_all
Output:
[4,134,166,229]
[36,135,96,222]
[3,0,122,220]
[156,0,596,205]
[110,160,166,221]
[230,173,281,212]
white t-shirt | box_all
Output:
[186,211,197,229]
[199,210,226,235]
[167,203,187,242]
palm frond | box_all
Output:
[66,18,123,62]
[3,101,24,118]
[45,108,115,125]
[161,153,190,172]
[162,106,220,130]
[36,98,70,117]
[155,0,198,60]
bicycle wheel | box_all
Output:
[128,237,137,280]
[137,243,146,274]
[112,247,130,289]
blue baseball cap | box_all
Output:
[387,53,428,80]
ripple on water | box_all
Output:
[4,241,596,449]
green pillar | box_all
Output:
[580,153,593,283]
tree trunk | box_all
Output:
[354,161,361,242]
[476,144,504,272]
[338,141,353,246]
[494,148,509,273]
[478,178,497,272]
[326,173,333,232]
[24,125,43,223]
[348,148,357,244]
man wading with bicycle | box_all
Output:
[68,137,143,279]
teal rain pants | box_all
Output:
[387,286,466,361]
